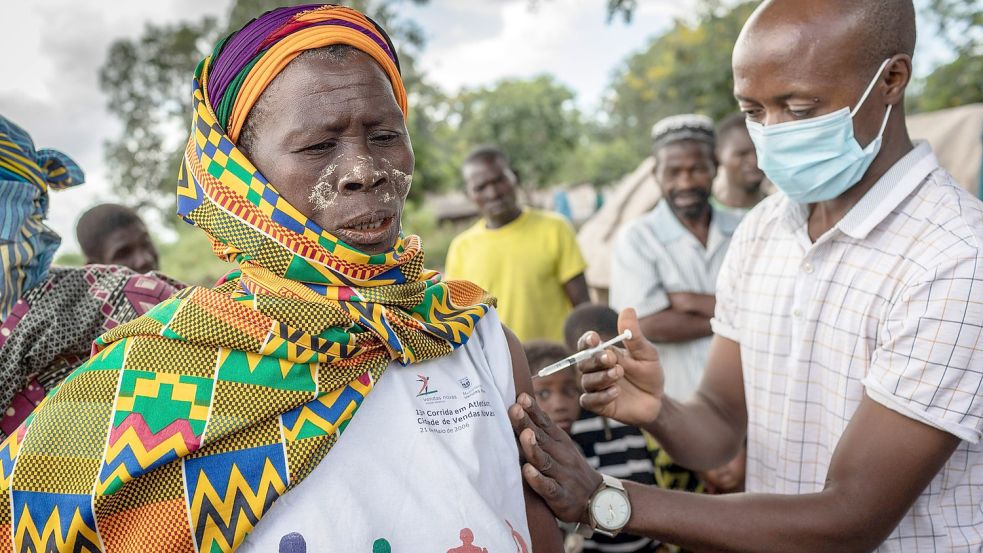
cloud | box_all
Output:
[407,0,681,111]
[0,0,230,252]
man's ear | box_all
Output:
[507,166,520,187]
[883,54,912,106]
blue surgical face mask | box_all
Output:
[746,58,893,203]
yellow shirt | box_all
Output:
[445,210,587,341]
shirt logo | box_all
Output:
[416,374,438,397]
[458,377,472,390]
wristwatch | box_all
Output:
[576,473,632,538]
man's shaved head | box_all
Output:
[856,0,916,70]
[733,0,915,148]
[738,0,915,76]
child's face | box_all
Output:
[532,371,581,434]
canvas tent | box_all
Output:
[578,103,983,297]
[907,103,983,197]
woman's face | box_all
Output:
[240,49,413,255]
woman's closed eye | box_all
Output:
[369,130,401,145]
[295,139,337,154]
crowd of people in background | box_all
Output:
[0,0,981,552]
[450,112,762,552]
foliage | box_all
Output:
[401,54,458,202]
[910,0,982,111]
[922,0,983,55]
[580,1,758,184]
[558,129,639,187]
[912,54,983,112]
[53,252,85,268]
[450,76,582,187]
[99,17,220,212]
[400,201,464,271]
[602,0,981,119]
[606,0,638,23]
[156,222,232,286]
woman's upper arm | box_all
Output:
[504,324,534,399]
[502,323,566,551]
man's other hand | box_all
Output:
[509,393,603,523]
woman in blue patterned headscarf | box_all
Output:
[0,115,84,316]
[0,115,182,434]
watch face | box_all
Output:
[591,488,631,531]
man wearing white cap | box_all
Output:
[610,114,742,407]
[608,115,745,534]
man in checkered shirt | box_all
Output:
[508,0,983,551]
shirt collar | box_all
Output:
[711,204,741,235]
[774,141,939,239]
[478,209,528,232]
[650,198,739,245]
[836,141,938,239]
[650,200,687,243]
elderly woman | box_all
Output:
[0,116,180,436]
[0,6,559,552]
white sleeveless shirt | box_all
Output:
[240,309,532,553]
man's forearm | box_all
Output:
[563,273,591,307]
[621,483,883,553]
[689,293,716,318]
[639,310,712,342]
[668,292,717,318]
[644,394,743,471]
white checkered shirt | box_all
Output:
[712,142,983,552]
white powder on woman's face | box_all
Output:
[391,167,413,198]
[308,163,340,211]
[307,155,413,212]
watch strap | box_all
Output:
[601,473,625,491]
[574,522,594,538]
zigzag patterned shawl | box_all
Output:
[0,5,492,552]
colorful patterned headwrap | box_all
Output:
[0,6,493,553]
[207,3,407,142]
[0,115,84,319]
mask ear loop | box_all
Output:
[850,58,894,117]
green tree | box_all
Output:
[601,1,758,167]
[922,0,982,54]
[910,0,982,111]
[601,0,980,117]
[99,0,434,219]
[913,54,983,111]
[400,54,458,202]
[99,17,220,212]
[450,75,582,187]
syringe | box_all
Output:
[535,329,633,378]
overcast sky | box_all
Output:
[0,0,953,253]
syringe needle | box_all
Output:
[534,329,633,378]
